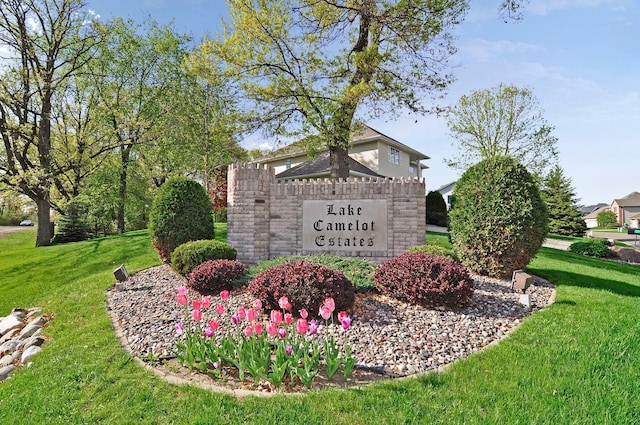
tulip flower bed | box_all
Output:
[173,286,355,390]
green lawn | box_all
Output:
[1,229,639,424]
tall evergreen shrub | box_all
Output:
[448,156,548,278]
[426,190,448,227]
[148,177,214,261]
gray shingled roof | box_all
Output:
[275,151,382,179]
[614,191,640,207]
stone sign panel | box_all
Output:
[302,200,388,251]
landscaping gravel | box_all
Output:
[106,265,554,377]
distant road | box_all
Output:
[0,226,34,237]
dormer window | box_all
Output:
[389,147,400,165]
[285,159,292,169]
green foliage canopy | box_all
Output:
[446,84,558,177]
[206,0,468,178]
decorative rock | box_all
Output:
[0,307,49,383]
[21,345,42,364]
[0,340,22,355]
[23,336,45,350]
[0,365,16,382]
[0,315,22,335]
[18,324,41,339]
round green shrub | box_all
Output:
[407,244,456,259]
[448,156,548,279]
[148,177,214,261]
[374,252,474,307]
[247,260,356,317]
[426,190,448,227]
[171,239,237,275]
[568,239,611,258]
[187,259,247,293]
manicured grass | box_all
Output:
[1,229,639,424]
[546,233,583,242]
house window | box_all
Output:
[285,159,292,169]
[409,165,415,174]
[389,147,400,165]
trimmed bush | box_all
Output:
[374,252,474,307]
[426,190,448,227]
[247,260,356,317]
[448,156,548,279]
[188,259,247,293]
[247,255,376,292]
[569,239,611,258]
[148,177,214,261]
[407,244,456,259]
[171,239,237,275]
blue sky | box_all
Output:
[87,0,638,206]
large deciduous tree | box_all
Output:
[208,0,468,179]
[89,18,191,233]
[541,165,587,237]
[445,83,558,177]
[0,0,100,246]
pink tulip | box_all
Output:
[267,322,278,336]
[213,361,219,369]
[208,320,220,332]
[324,297,335,312]
[205,327,214,338]
[254,299,263,310]
[338,311,348,323]
[299,308,308,319]
[175,322,184,336]
[340,315,351,330]
[216,304,225,315]
[247,308,259,322]
[285,345,293,356]
[193,309,202,321]
[193,299,202,311]
[177,286,188,295]
[244,325,253,337]
[176,293,187,305]
[231,314,240,325]
[308,320,318,335]
[270,310,283,324]
[237,307,246,319]
[202,296,211,308]
[278,328,286,339]
[319,305,332,320]
[220,290,229,300]
[284,313,293,325]
[253,322,263,335]
[278,296,291,311]
[296,318,308,335]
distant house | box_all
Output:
[254,125,429,180]
[630,213,640,229]
[583,206,610,229]
[579,203,608,217]
[611,191,640,227]
[436,181,456,210]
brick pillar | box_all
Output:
[227,164,273,265]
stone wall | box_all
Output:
[227,163,426,265]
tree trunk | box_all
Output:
[117,145,131,234]
[329,144,350,181]
[35,196,52,247]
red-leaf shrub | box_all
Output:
[247,260,355,317]
[374,252,474,307]
[187,259,247,294]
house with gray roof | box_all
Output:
[611,191,640,227]
[254,125,429,180]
